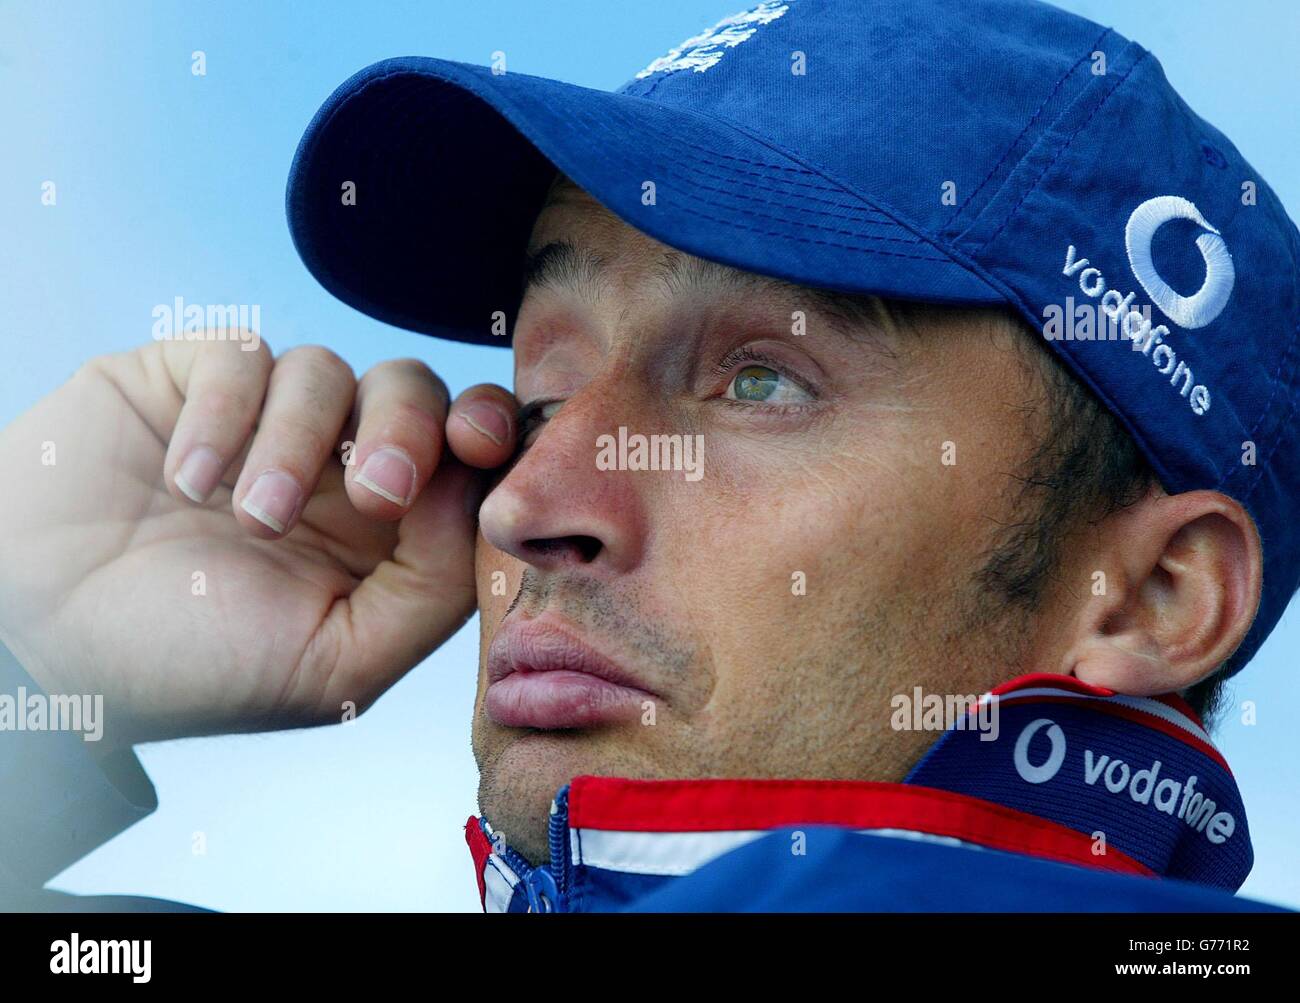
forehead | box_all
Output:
[522,174,889,340]
[524,175,683,289]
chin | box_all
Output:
[475,726,660,862]
[496,727,658,791]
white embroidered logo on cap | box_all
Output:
[634,0,790,79]
[1124,195,1235,330]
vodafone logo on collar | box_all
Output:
[1012,717,1237,846]
[1125,195,1235,330]
[1013,717,1066,783]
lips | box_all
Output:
[485,618,657,729]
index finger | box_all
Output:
[445,383,519,469]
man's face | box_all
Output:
[471,176,1055,863]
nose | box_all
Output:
[478,387,647,574]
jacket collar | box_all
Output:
[465,673,1251,912]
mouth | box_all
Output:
[485,616,659,729]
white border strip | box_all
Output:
[985,686,1212,745]
[573,828,767,876]
[573,826,983,877]
[857,827,985,851]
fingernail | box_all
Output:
[240,469,300,534]
[175,445,223,503]
[355,446,416,506]
[459,402,510,445]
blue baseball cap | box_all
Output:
[286,0,1300,676]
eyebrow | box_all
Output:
[519,239,890,343]
[520,240,608,306]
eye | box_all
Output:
[722,362,812,405]
[518,398,564,446]
[732,365,778,401]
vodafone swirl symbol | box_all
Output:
[1124,195,1234,330]
[1013,717,1066,784]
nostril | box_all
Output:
[573,536,602,562]
[524,535,603,564]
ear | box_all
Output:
[1059,489,1262,697]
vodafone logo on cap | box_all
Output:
[1124,195,1235,330]
[1056,195,1233,417]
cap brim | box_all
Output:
[286,56,1003,346]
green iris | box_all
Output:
[734,365,780,401]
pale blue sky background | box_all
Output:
[1,1,1296,911]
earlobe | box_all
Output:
[1062,490,1262,698]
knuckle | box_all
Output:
[191,387,254,427]
[280,345,354,386]
[365,357,449,407]
[462,381,511,400]
[74,349,145,393]
[74,353,113,384]
[267,411,334,459]
[376,356,433,380]
[386,401,446,447]
[427,371,451,409]
[241,336,274,371]
[188,334,259,364]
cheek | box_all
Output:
[474,530,524,683]
[669,439,959,604]
[475,530,520,610]
[657,441,984,697]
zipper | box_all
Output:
[517,784,572,913]
[548,784,572,903]
[497,836,534,886]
